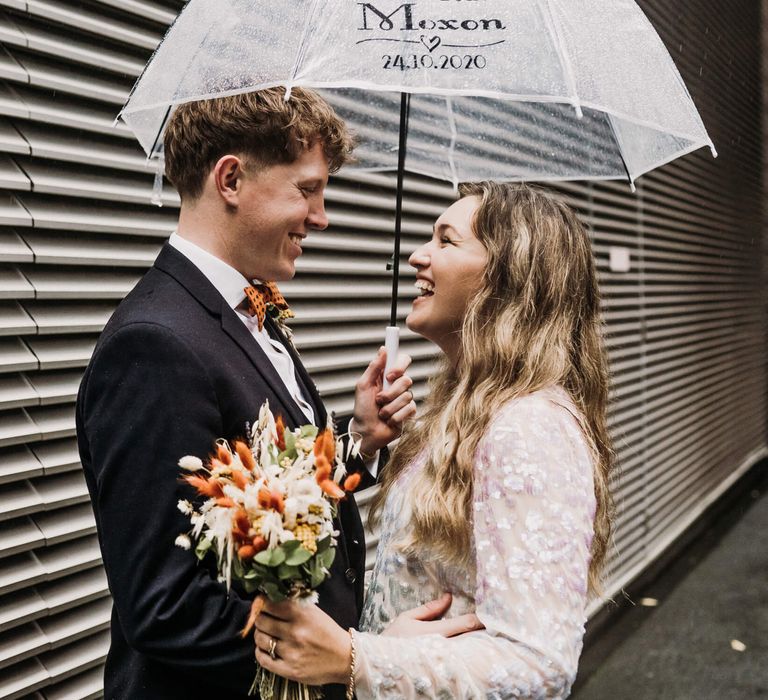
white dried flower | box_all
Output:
[297,438,314,453]
[178,456,204,471]
[222,483,243,501]
[175,534,191,550]
[177,499,193,515]
[333,463,347,483]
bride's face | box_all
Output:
[406,196,488,357]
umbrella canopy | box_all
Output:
[120,0,716,379]
[122,0,716,188]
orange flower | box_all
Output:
[230,470,249,490]
[315,454,332,484]
[234,440,257,472]
[216,443,233,465]
[210,458,228,473]
[240,596,265,638]
[343,473,361,492]
[183,475,224,499]
[257,488,285,514]
[232,509,251,541]
[215,497,236,508]
[257,487,272,509]
[270,491,285,513]
[238,544,256,560]
[319,478,345,499]
[252,536,268,552]
[275,415,286,451]
[314,428,335,463]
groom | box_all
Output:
[76,89,417,699]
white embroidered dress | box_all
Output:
[353,386,596,699]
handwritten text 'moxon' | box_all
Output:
[358,3,506,32]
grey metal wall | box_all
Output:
[0,0,765,698]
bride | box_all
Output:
[253,182,614,699]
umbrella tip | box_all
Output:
[284,85,293,102]
[709,144,718,158]
[150,157,165,208]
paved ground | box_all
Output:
[572,461,768,700]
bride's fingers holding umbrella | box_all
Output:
[353,348,414,453]
[376,385,415,423]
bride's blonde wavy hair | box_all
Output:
[370,182,614,594]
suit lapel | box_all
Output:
[264,315,328,429]
[219,310,308,428]
[154,244,309,429]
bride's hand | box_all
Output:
[254,597,351,686]
[382,592,486,638]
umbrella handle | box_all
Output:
[383,326,400,391]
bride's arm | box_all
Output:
[353,396,596,699]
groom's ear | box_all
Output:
[213,154,246,208]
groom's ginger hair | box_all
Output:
[163,88,356,201]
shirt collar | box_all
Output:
[168,232,254,309]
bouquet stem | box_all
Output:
[252,667,323,700]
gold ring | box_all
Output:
[268,637,277,660]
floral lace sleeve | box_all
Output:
[353,393,597,699]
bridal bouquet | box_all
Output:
[175,402,361,700]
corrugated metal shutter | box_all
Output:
[0,2,182,697]
[0,0,765,697]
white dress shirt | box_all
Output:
[168,233,315,423]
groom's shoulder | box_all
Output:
[106,267,183,329]
[97,262,211,353]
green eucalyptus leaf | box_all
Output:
[263,582,287,602]
[315,536,331,554]
[276,563,300,580]
[300,425,319,440]
[310,567,327,588]
[254,547,286,567]
[270,547,287,566]
[318,548,336,569]
[285,431,296,453]
[285,546,313,566]
[195,538,212,561]
[254,550,271,565]
[281,539,301,552]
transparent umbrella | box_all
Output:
[120,0,716,377]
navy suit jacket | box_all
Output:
[76,244,366,699]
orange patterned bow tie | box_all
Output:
[243,282,293,331]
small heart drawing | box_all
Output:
[420,35,441,52]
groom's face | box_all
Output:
[229,142,330,282]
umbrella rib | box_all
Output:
[536,0,583,119]
[606,113,637,191]
[445,97,459,191]
[117,1,190,118]
[285,0,323,98]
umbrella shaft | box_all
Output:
[391,92,410,328]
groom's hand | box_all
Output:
[381,592,485,638]
[352,347,416,456]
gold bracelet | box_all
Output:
[345,628,357,700]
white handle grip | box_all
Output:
[383,326,400,390]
